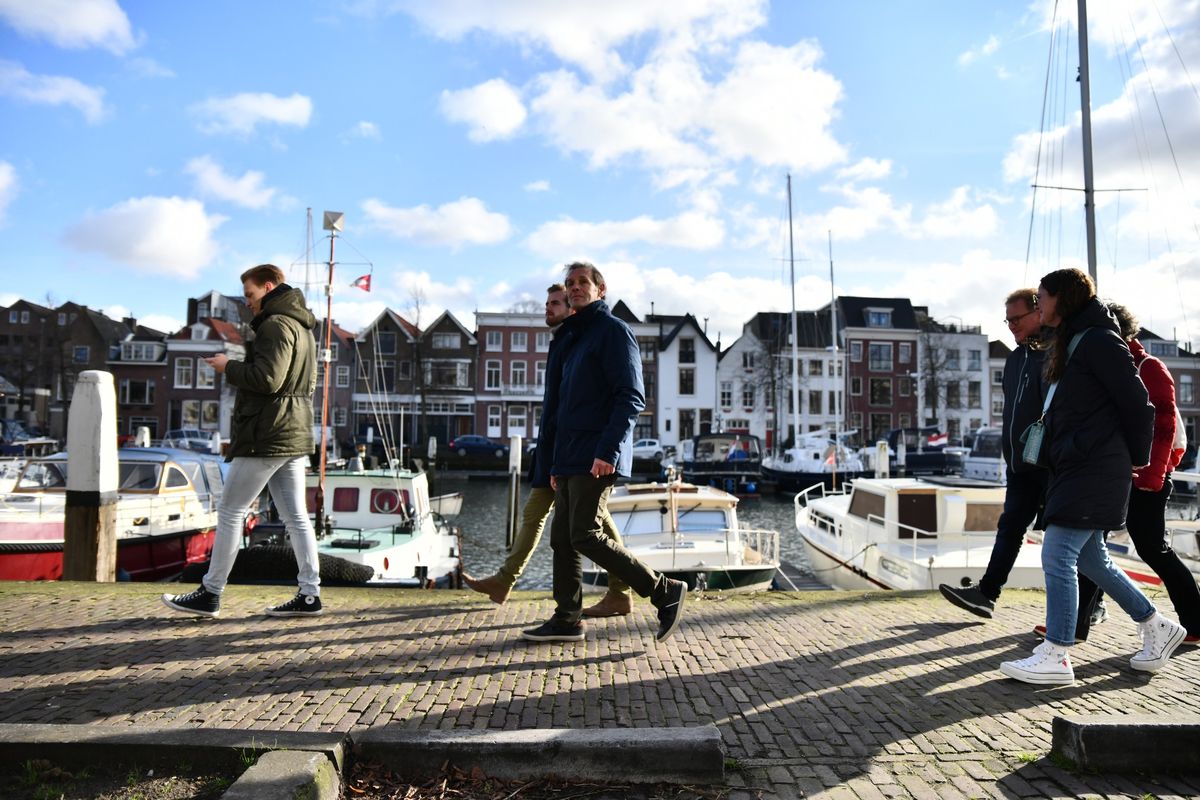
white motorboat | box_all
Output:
[430,491,463,518]
[0,447,226,581]
[761,430,871,493]
[960,428,1006,484]
[582,479,779,592]
[794,476,1046,591]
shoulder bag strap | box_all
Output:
[1040,329,1089,416]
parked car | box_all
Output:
[632,438,664,459]
[447,435,509,458]
[161,428,216,452]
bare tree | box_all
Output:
[507,299,542,314]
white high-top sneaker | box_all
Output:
[999,640,1075,685]
[1130,612,1186,672]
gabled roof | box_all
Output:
[744,309,833,350]
[5,299,53,315]
[610,300,640,324]
[835,296,919,330]
[207,318,244,345]
[131,325,167,341]
[357,308,419,341]
[421,310,478,345]
[646,313,716,352]
[989,339,1012,359]
[81,308,132,344]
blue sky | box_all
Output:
[1,0,1198,351]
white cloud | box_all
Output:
[957,34,999,66]
[103,304,131,320]
[64,196,226,278]
[361,196,513,248]
[387,0,766,82]
[524,180,550,192]
[526,210,725,257]
[440,78,527,141]
[0,292,20,307]
[185,155,280,210]
[346,120,381,140]
[0,161,17,224]
[0,60,107,123]
[135,313,185,334]
[126,57,175,78]
[918,186,999,239]
[837,157,892,183]
[0,0,136,54]
[190,92,312,136]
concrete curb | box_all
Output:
[352,724,726,784]
[222,749,339,800]
[0,723,346,770]
[1052,714,1200,772]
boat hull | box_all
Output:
[762,466,872,494]
[0,527,216,582]
[583,565,777,593]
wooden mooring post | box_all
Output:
[62,370,119,582]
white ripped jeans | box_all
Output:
[202,455,321,597]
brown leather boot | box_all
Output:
[463,573,512,605]
[582,589,633,617]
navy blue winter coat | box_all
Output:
[1001,342,1046,473]
[528,325,566,489]
[540,300,645,478]
[1042,299,1154,530]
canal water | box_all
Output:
[434,475,814,591]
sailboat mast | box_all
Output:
[787,174,800,453]
[1077,0,1098,285]
[316,227,337,534]
[828,230,839,439]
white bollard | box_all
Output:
[134,426,151,447]
[63,371,119,581]
[875,440,890,479]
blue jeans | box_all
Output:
[202,456,321,597]
[1042,523,1154,646]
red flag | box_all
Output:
[351,274,371,292]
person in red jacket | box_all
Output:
[1109,303,1199,644]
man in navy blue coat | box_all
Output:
[521,262,688,643]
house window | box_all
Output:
[868,343,892,372]
[201,400,219,429]
[946,382,961,409]
[485,360,501,390]
[720,381,732,408]
[827,361,836,377]
[808,390,821,414]
[992,397,1005,415]
[486,331,502,351]
[510,361,527,388]
[376,360,395,392]
[336,365,350,388]
[898,377,911,397]
[899,413,912,428]
[334,407,347,426]
[828,392,838,415]
[536,332,550,352]
[808,359,823,376]
[679,337,695,364]
[968,381,982,409]
[174,358,193,388]
[58,313,66,326]
[535,360,546,387]
[198,302,209,319]
[21,310,29,323]
[866,309,892,327]
[679,368,695,395]
[432,332,460,349]
[191,326,208,341]
[992,368,1003,386]
[511,331,527,352]
[8,310,16,323]
[742,351,755,369]
[869,378,893,407]
[639,339,657,363]
[869,413,892,442]
[850,412,863,431]
[742,383,755,409]
[508,405,527,433]
[850,376,863,395]
[968,350,981,371]
[398,361,412,380]
[1179,375,1194,405]
[850,341,863,362]
[487,405,502,431]
[946,348,961,370]
[1149,341,1175,357]
[197,360,216,389]
[898,342,912,364]
[377,331,397,354]
[73,345,89,363]
[180,399,201,427]
[119,379,154,405]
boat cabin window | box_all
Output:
[333,487,359,512]
[847,489,885,521]
[677,509,728,532]
[202,462,224,502]
[119,463,162,491]
[16,462,68,490]
[964,502,1003,532]
[369,488,410,514]
[617,509,672,535]
[165,466,191,488]
[971,430,1002,458]
[898,492,937,538]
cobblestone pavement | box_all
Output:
[1,582,1198,798]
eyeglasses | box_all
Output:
[1004,309,1037,326]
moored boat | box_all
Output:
[681,432,763,496]
[761,430,871,493]
[0,447,227,581]
[583,479,779,592]
[794,476,1045,591]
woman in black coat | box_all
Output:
[998,268,1186,685]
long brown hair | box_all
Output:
[1041,267,1096,382]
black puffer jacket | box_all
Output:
[225,284,317,459]
[1042,299,1153,530]
[1001,341,1046,473]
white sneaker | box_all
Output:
[1130,612,1186,672]
[999,640,1075,685]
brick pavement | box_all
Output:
[1,582,1198,798]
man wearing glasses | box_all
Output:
[939,288,1049,618]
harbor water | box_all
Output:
[438,475,814,590]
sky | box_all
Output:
[1,0,1198,352]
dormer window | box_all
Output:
[865,308,892,328]
[1149,341,1175,357]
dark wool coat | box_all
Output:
[540,299,645,478]
[1129,338,1183,492]
[1001,341,1046,473]
[1042,299,1154,530]
[528,323,565,489]
[225,284,317,459]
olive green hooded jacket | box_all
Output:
[225,285,317,459]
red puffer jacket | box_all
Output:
[1131,339,1183,492]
